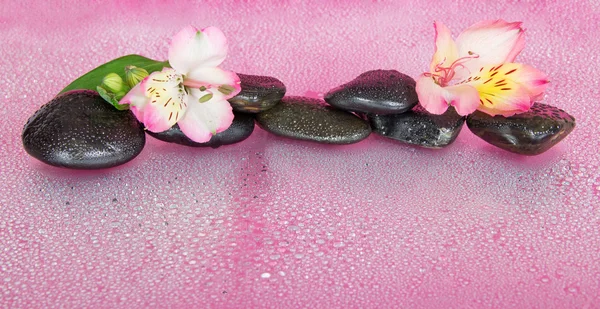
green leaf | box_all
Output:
[60,54,169,94]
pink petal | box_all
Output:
[119,83,148,122]
[443,83,480,116]
[503,63,549,100]
[455,19,525,75]
[429,21,459,74]
[186,67,241,100]
[142,102,178,133]
[168,26,228,74]
[415,74,449,115]
[177,90,234,143]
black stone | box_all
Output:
[324,70,418,115]
[147,111,255,148]
[369,105,465,148]
[256,96,371,144]
[22,90,145,169]
[228,74,286,113]
[466,102,576,155]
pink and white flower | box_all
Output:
[415,20,549,117]
[120,26,241,142]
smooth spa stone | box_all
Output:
[256,96,371,144]
[22,90,146,169]
[324,69,418,115]
[466,102,576,155]
[368,105,465,148]
[147,111,255,148]
[228,73,286,113]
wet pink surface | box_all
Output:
[2,1,599,308]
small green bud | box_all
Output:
[101,73,126,93]
[125,65,149,88]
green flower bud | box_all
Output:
[101,73,126,93]
[125,66,149,88]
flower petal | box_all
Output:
[443,83,480,116]
[119,82,148,121]
[185,67,241,100]
[461,63,548,116]
[139,69,188,132]
[500,63,549,100]
[416,74,450,114]
[430,21,459,74]
[168,26,229,74]
[475,83,531,117]
[455,19,525,74]
[416,74,480,116]
[177,88,234,143]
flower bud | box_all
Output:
[125,66,149,88]
[101,73,126,93]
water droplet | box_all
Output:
[260,272,271,279]
[564,284,580,294]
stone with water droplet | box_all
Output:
[147,111,255,148]
[22,90,145,169]
[324,70,418,114]
[368,105,465,148]
[256,96,371,144]
[466,102,575,155]
[228,73,286,113]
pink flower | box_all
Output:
[415,20,549,117]
[120,26,241,142]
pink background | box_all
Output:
[2,1,599,308]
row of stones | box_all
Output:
[22,70,575,169]
[255,70,575,156]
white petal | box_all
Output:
[185,67,241,100]
[177,89,234,143]
[168,26,228,74]
[455,19,525,75]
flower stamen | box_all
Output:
[433,52,480,86]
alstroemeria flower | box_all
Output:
[415,20,549,116]
[120,26,241,142]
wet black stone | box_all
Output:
[369,105,465,148]
[147,111,255,148]
[22,90,146,169]
[228,74,286,113]
[324,70,418,115]
[256,96,371,144]
[466,102,576,155]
